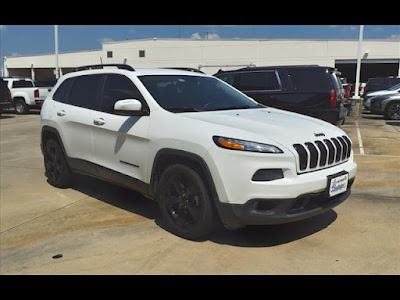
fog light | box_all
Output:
[252,169,284,182]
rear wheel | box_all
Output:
[14,99,29,114]
[156,164,216,240]
[44,139,73,188]
[385,102,400,120]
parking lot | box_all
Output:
[0,110,399,274]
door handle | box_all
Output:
[57,110,66,117]
[93,118,106,126]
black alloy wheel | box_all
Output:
[44,139,72,188]
[385,102,400,120]
[157,164,216,240]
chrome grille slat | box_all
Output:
[293,135,352,174]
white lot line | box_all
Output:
[355,120,365,155]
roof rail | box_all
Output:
[72,64,135,72]
[162,67,205,74]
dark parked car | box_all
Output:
[364,77,400,96]
[0,78,13,115]
[370,94,400,120]
[214,65,349,125]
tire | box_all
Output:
[14,99,29,114]
[384,102,400,120]
[156,164,216,240]
[44,139,73,188]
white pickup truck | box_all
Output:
[3,77,54,114]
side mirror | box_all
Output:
[114,99,149,116]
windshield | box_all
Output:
[388,83,400,91]
[138,75,260,112]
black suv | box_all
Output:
[214,65,349,125]
[364,77,400,96]
[0,78,13,115]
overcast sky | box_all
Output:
[1,25,399,59]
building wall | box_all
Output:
[4,38,400,79]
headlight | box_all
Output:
[213,136,283,153]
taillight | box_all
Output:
[34,89,40,98]
[330,89,337,108]
[7,88,11,99]
[344,86,350,99]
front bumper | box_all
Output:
[217,177,355,229]
[370,101,384,114]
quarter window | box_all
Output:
[53,77,74,103]
[102,74,146,113]
[69,75,103,110]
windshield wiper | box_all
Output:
[206,105,259,111]
[166,107,204,113]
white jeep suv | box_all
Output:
[40,64,357,240]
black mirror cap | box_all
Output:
[114,109,150,117]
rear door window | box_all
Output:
[53,77,74,103]
[69,75,103,110]
[237,71,280,91]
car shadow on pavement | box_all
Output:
[70,174,160,221]
[361,114,384,120]
[69,174,337,247]
[208,210,337,247]
[386,121,400,127]
[0,115,15,120]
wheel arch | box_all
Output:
[41,126,68,158]
[384,100,400,117]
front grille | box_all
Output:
[293,136,352,174]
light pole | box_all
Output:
[354,25,364,99]
[54,25,60,79]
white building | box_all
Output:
[3,38,400,83]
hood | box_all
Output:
[372,94,400,103]
[368,90,396,97]
[182,108,345,147]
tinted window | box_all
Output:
[102,74,146,113]
[237,71,280,91]
[35,80,57,87]
[287,69,332,91]
[12,80,34,88]
[53,78,74,103]
[69,75,103,110]
[217,73,235,86]
[139,75,259,112]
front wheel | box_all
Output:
[385,102,400,120]
[156,164,216,240]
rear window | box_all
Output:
[286,69,332,91]
[12,80,34,88]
